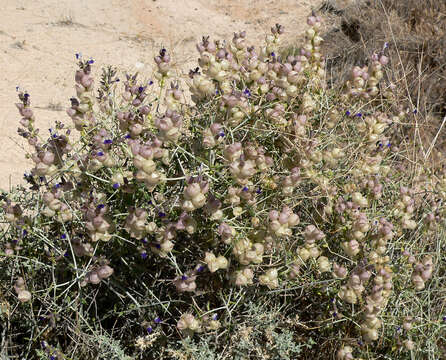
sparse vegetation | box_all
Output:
[52,14,84,28]
[320,0,446,148]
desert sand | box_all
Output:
[0,0,322,190]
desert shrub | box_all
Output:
[0,14,445,360]
[319,0,446,150]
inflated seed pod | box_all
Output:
[97,265,114,280]
[259,268,279,289]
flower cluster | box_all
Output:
[181,176,209,212]
[130,138,167,191]
[204,252,229,273]
[66,61,96,131]
[154,48,172,80]
[297,224,324,262]
[410,255,434,290]
[343,52,389,99]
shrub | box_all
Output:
[0,13,445,360]
[319,0,446,150]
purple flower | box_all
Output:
[181,275,188,281]
[97,204,105,209]
[413,109,417,114]
[75,53,81,59]
[113,183,120,189]
[16,86,20,92]
[218,131,225,137]
[147,326,153,334]
[125,134,131,139]
[88,59,95,64]
[50,355,56,360]
[22,230,28,236]
[333,312,337,317]
[212,314,218,320]
[242,186,249,192]
[271,52,276,57]
[97,151,104,157]
[148,80,154,85]
[64,251,69,257]
[197,265,205,272]
[55,183,61,188]
[442,316,446,322]
[158,212,166,218]
[345,110,351,116]
[355,113,362,117]
[155,243,161,249]
[154,317,161,324]
[103,139,113,144]
[243,88,251,97]
[138,86,144,93]
[256,188,262,194]
[61,234,67,239]
[141,252,148,259]
[387,143,391,148]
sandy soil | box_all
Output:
[0,0,322,190]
